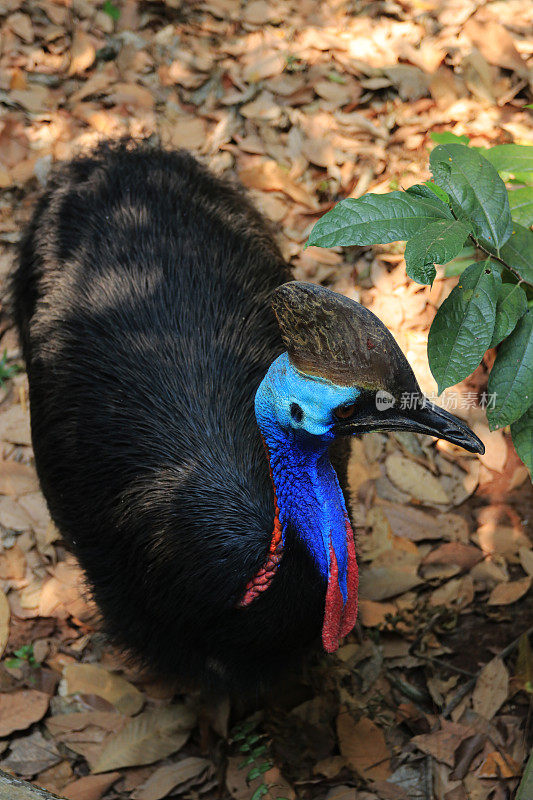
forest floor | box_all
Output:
[0,1,532,799]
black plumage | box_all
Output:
[11,140,484,693]
[11,141,325,691]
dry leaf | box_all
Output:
[7,11,33,43]
[0,404,32,445]
[0,495,33,530]
[472,424,507,473]
[359,564,422,601]
[0,689,50,736]
[1,730,61,778]
[386,454,449,506]
[108,83,154,109]
[358,598,396,627]
[132,757,212,800]
[164,117,207,150]
[422,543,483,571]
[412,720,470,767]
[242,0,282,25]
[92,705,196,773]
[478,750,521,778]
[487,577,531,606]
[430,575,474,609]
[476,523,530,558]
[239,159,315,207]
[519,547,533,577]
[62,772,121,800]
[0,460,39,496]
[68,30,96,76]
[464,17,528,77]
[0,589,9,657]
[472,657,509,719]
[46,712,125,738]
[36,761,74,796]
[337,712,391,780]
[63,663,144,715]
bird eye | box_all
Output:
[290,403,304,423]
[334,402,357,420]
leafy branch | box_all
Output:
[307,136,533,476]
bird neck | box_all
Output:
[251,384,359,652]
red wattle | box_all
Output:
[321,520,359,652]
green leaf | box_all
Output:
[250,785,269,800]
[404,219,473,286]
[498,223,533,286]
[490,283,528,347]
[306,191,453,248]
[508,187,533,227]
[502,171,533,187]
[487,310,533,429]
[102,0,120,20]
[428,261,501,394]
[510,403,533,475]
[443,246,478,277]
[423,181,450,203]
[430,132,470,145]
[406,183,451,209]
[478,144,533,175]
[430,144,513,253]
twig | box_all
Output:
[415,654,477,679]
[468,234,525,284]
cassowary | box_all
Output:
[10,141,483,691]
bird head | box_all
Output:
[251,281,483,653]
[270,281,485,452]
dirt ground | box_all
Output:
[0,1,532,799]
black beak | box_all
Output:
[335,394,485,455]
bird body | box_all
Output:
[11,141,483,691]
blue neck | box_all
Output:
[261,429,349,600]
[255,354,354,601]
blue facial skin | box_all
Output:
[255,353,361,601]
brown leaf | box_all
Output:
[92,705,196,773]
[0,460,39,496]
[359,564,422,601]
[36,761,74,796]
[518,547,533,576]
[7,11,33,42]
[63,663,144,716]
[107,82,154,109]
[430,575,474,609]
[475,523,530,558]
[46,712,126,738]
[478,750,521,778]
[132,757,213,800]
[422,543,483,571]
[62,773,121,800]
[386,454,449,506]
[0,404,32,446]
[472,424,507,473]
[337,711,391,780]
[0,588,9,657]
[472,657,509,719]
[487,577,531,606]
[242,0,282,25]
[239,159,315,207]
[464,17,528,77]
[68,30,96,76]
[0,689,50,736]
[358,598,396,627]
[412,720,470,767]
[1,730,61,778]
